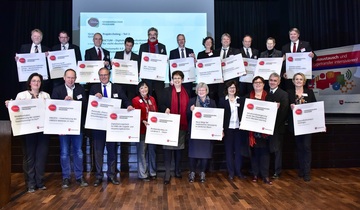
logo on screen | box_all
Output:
[339,100,344,105]
[48,104,57,111]
[88,18,99,27]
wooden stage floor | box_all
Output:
[3,168,360,210]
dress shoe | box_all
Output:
[28,187,35,193]
[252,176,258,182]
[303,175,311,182]
[272,173,280,179]
[164,177,171,185]
[62,178,70,189]
[76,177,89,187]
[263,177,273,185]
[38,185,47,190]
[237,173,247,179]
[139,177,150,182]
[188,171,195,183]
[93,178,103,187]
[108,177,120,185]
[228,175,234,180]
[149,175,157,180]
[200,172,206,183]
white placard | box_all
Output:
[240,98,278,135]
[106,109,141,142]
[140,52,168,81]
[145,112,180,146]
[47,49,77,79]
[169,57,196,83]
[76,61,104,83]
[196,57,223,84]
[43,99,81,135]
[112,59,139,85]
[85,95,122,130]
[16,53,48,81]
[239,58,257,83]
[222,54,246,81]
[8,99,45,136]
[292,101,326,136]
[190,107,224,140]
[286,52,312,79]
[254,57,283,80]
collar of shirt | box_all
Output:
[32,43,41,53]
[270,87,278,93]
[62,43,69,50]
[225,95,239,100]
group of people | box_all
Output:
[7,26,317,193]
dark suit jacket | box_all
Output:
[89,83,131,108]
[218,97,245,131]
[114,51,140,73]
[240,47,259,59]
[84,47,111,69]
[265,88,289,134]
[52,43,82,61]
[281,40,317,61]
[260,49,283,58]
[138,42,167,59]
[19,43,50,53]
[51,84,87,129]
[214,47,240,58]
[169,47,194,59]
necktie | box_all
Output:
[292,42,297,53]
[34,45,39,53]
[181,48,185,58]
[222,49,227,59]
[246,48,250,58]
[62,45,66,50]
[103,85,108,97]
[97,48,102,60]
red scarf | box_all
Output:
[249,90,268,147]
[171,86,189,130]
[148,39,158,53]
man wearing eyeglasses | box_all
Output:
[52,31,82,62]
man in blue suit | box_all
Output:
[169,34,195,97]
[52,69,89,188]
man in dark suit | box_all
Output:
[51,69,89,188]
[138,27,167,103]
[85,33,111,70]
[18,28,51,93]
[265,73,289,179]
[214,33,241,100]
[281,28,317,90]
[90,67,134,187]
[114,37,139,100]
[51,31,82,88]
[169,34,195,97]
[239,35,259,97]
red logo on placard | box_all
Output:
[128,136,131,139]
[150,116,157,123]
[288,57,293,62]
[143,56,149,61]
[259,61,265,65]
[68,128,71,131]
[244,61,248,66]
[48,104,57,111]
[195,112,202,118]
[113,62,120,67]
[19,58,26,63]
[197,63,203,68]
[221,62,226,67]
[171,63,177,68]
[91,101,98,107]
[295,109,302,115]
[262,127,265,130]
[79,64,86,68]
[110,113,117,120]
[247,103,254,110]
[11,105,20,112]
[49,55,56,61]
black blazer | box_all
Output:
[281,40,317,61]
[214,47,240,58]
[197,50,215,59]
[138,42,167,59]
[89,83,131,108]
[240,47,259,59]
[51,84,87,129]
[114,51,140,72]
[51,44,82,61]
[19,43,50,53]
[218,97,245,131]
[169,47,194,59]
[265,88,289,134]
[84,47,111,69]
[260,49,283,58]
